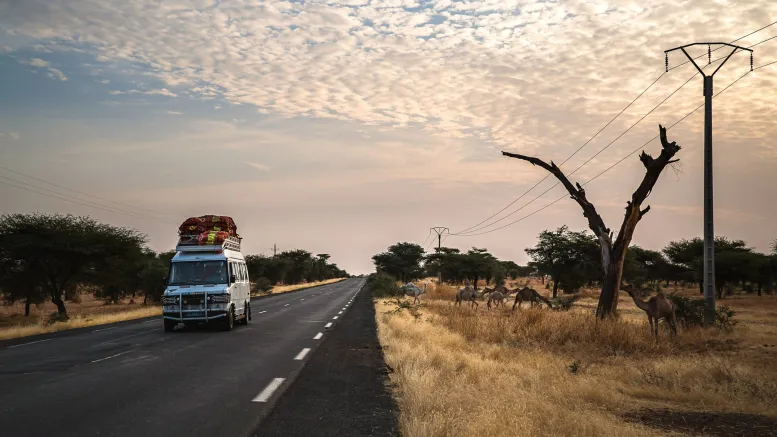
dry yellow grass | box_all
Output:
[376,280,777,437]
[0,306,162,341]
[254,278,347,296]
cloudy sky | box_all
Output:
[1,0,775,274]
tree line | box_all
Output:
[372,227,777,299]
[0,213,349,317]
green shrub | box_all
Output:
[253,277,273,294]
[667,294,738,331]
[369,273,403,298]
[550,295,579,311]
[47,312,70,324]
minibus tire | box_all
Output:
[222,306,235,331]
[239,303,250,325]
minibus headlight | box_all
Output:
[162,296,179,305]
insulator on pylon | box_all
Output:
[665,53,669,72]
[708,45,711,64]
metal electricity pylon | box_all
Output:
[664,42,753,325]
[430,227,449,284]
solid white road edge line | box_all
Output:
[294,348,311,360]
[92,326,119,332]
[7,338,52,348]
[252,378,286,403]
[90,350,132,363]
[314,332,323,340]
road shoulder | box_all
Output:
[252,284,400,437]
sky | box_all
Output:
[0,0,776,275]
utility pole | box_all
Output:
[430,227,449,285]
[267,244,277,257]
[664,42,753,325]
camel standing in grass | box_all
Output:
[401,282,427,304]
[487,291,508,310]
[455,286,485,309]
[622,287,677,337]
[511,287,553,310]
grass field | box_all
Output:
[376,278,777,437]
[0,278,348,340]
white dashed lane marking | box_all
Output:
[294,348,311,360]
[90,350,132,363]
[252,378,286,403]
[325,322,332,328]
[7,339,52,348]
[314,332,323,340]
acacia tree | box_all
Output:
[503,125,681,318]
[0,213,146,315]
[526,226,599,297]
[372,242,426,282]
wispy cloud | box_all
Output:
[0,132,21,140]
[245,161,271,172]
[107,88,177,97]
[166,110,183,115]
[20,57,68,80]
[3,0,774,158]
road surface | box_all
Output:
[0,278,365,437]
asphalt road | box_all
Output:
[0,278,365,437]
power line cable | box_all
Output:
[453,24,777,236]
[455,32,776,236]
[0,174,174,223]
[0,179,178,224]
[0,166,177,216]
[455,71,696,235]
[454,70,752,237]
[453,72,667,236]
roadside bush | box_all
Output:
[47,312,70,324]
[253,277,273,294]
[550,295,579,311]
[667,294,738,331]
[369,273,403,298]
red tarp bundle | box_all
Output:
[178,215,239,245]
[197,231,230,246]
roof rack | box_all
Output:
[176,235,242,253]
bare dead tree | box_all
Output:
[502,124,681,318]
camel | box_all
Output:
[622,287,677,337]
[487,291,508,310]
[484,285,512,296]
[511,287,553,310]
[455,286,485,309]
[401,282,427,304]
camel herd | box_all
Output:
[455,284,553,311]
[399,281,679,337]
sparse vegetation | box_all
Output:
[667,294,739,331]
[368,273,403,298]
[376,280,777,437]
[371,230,777,436]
